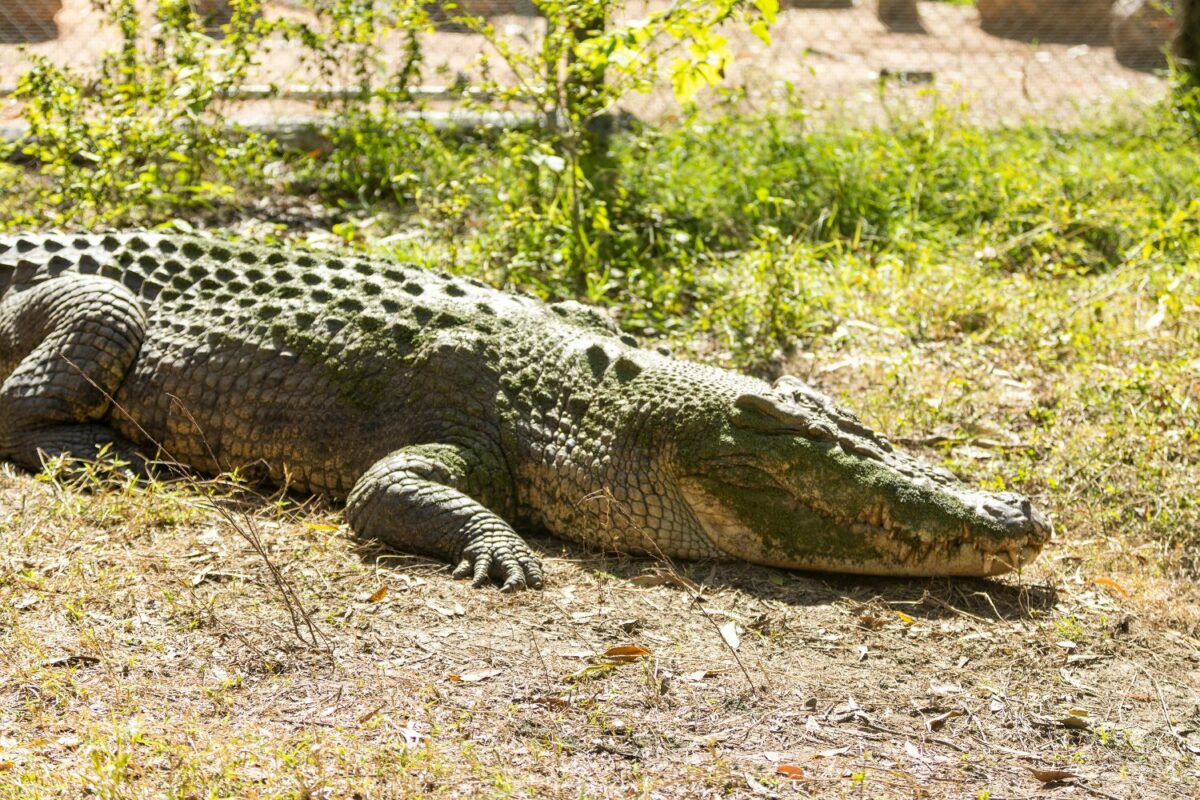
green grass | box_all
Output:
[302,99,1200,339]
[3,92,1199,559]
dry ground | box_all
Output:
[1,330,1197,798]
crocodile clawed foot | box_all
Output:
[453,533,544,592]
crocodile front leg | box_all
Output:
[0,275,148,472]
[346,443,544,591]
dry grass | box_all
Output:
[1,342,1197,798]
[2,97,1198,795]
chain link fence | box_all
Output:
[0,0,1180,126]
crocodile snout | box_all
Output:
[968,491,1052,575]
[989,491,1053,545]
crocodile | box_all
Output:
[0,232,1051,590]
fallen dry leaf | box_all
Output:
[1090,577,1131,598]
[1059,669,1097,693]
[39,655,100,669]
[1060,714,1090,730]
[556,648,593,659]
[565,646,653,682]
[719,621,741,651]
[398,720,424,748]
[857,613,888,630]
[928,682,963,696]
[628,573,700,592]
[815,746,852,758]
[303,522,340,532]
[603,645,651,661]
[926,709,964,731]
[744,773,773,796]
[11,593,39,610]
[1026,766,1078,783]
[426,600,465,617]
[190,570,248,587]
[449,668,502,683]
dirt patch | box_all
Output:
[0,457,1197,797]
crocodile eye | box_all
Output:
[733,392,802,430]
[804,422,837,442]
[734,393,828,441]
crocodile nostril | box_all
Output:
[982,501,1008,520]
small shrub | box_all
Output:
[11,0,278,226]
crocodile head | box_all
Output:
[674,376,1052,576]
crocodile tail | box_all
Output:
[0,233,139,300]
[0,249,12,299]
[0,236,27,302]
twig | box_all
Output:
[169,397,326,652]
[1076,783,1126,800]
[356,703,387,724]
[1134,661,1186,754]
[640,538,760,691]
[856,719,969,753]
[957,586,1003,622]
[893,589,990,624]
[686,591,758,690]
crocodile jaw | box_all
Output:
[679,481,1051,578]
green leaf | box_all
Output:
[754,0,778,24]
[670,57,705,105]
[592,203,611,232]
[750,18,771,46]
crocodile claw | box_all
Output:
[453,534,544,592]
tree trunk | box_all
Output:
[878,0,924,33]
[1180,0,1200,84]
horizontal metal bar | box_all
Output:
[0,109,548,159]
